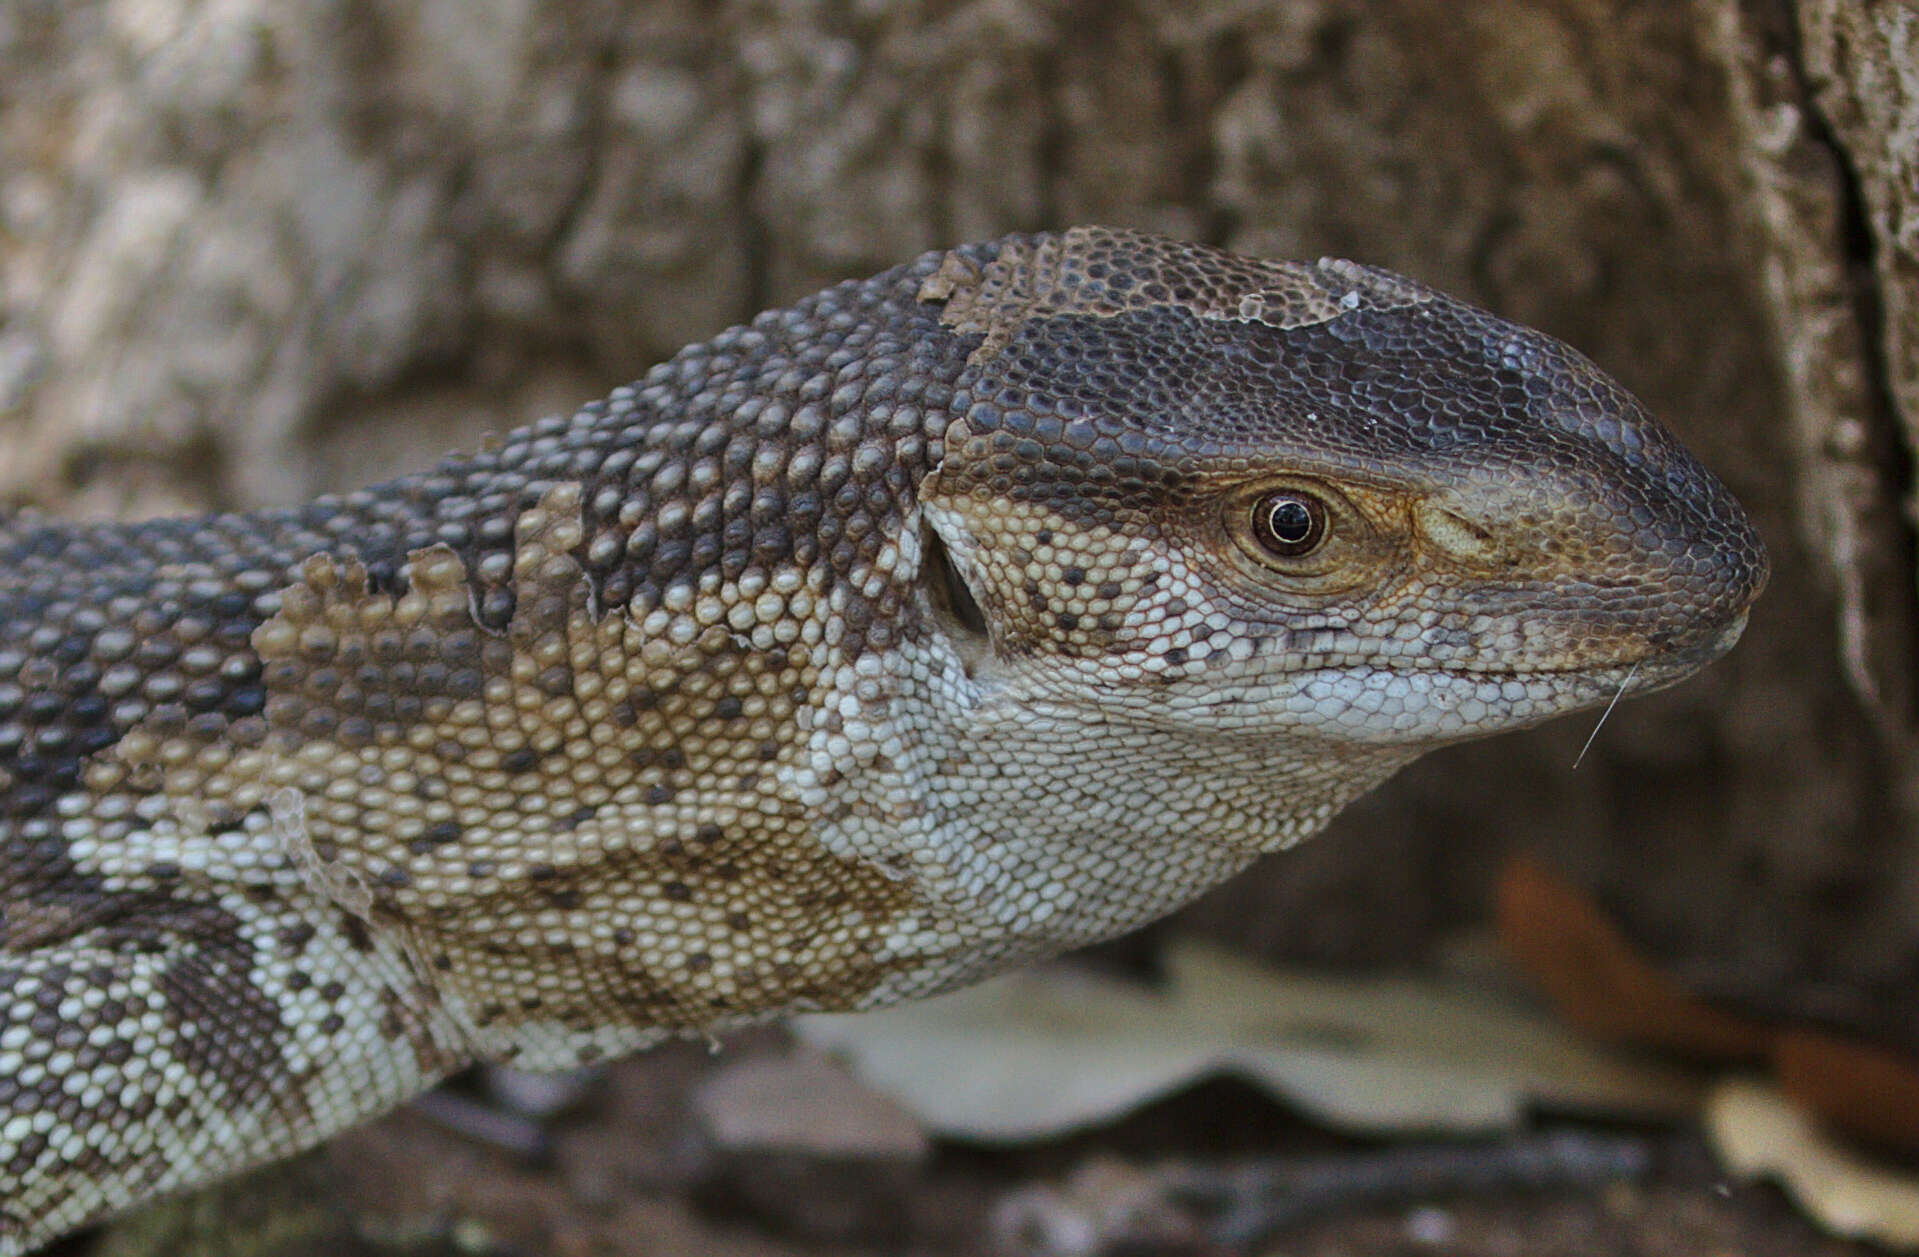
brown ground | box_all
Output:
[72,1030,1880,1257]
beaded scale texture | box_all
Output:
[0,227,1765,1250]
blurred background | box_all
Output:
[4,1,1917,1253]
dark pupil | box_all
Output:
[1269,499,1315,543]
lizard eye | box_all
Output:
[1252,491,1329,557]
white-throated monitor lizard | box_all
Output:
[0,227,1767,1251]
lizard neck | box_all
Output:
[808,644,1419,1009]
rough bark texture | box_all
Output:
[4,0,1917,1055]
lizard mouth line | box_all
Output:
[1290,607,1752,687]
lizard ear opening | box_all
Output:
[920,516,991,656]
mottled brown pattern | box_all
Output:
[1,229,1765,1253]
[247,484,921,1054]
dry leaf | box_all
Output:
[693,1047,930,1160]
[794,939,1699,1142]
[1496,854,1772,1059]
[1707,1077,1919,1249]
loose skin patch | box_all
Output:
[920,225,1433,365]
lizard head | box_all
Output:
[914,227,1768,754]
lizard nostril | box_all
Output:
[1415,503,1503,564]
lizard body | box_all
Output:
[0,228,1764,1251]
